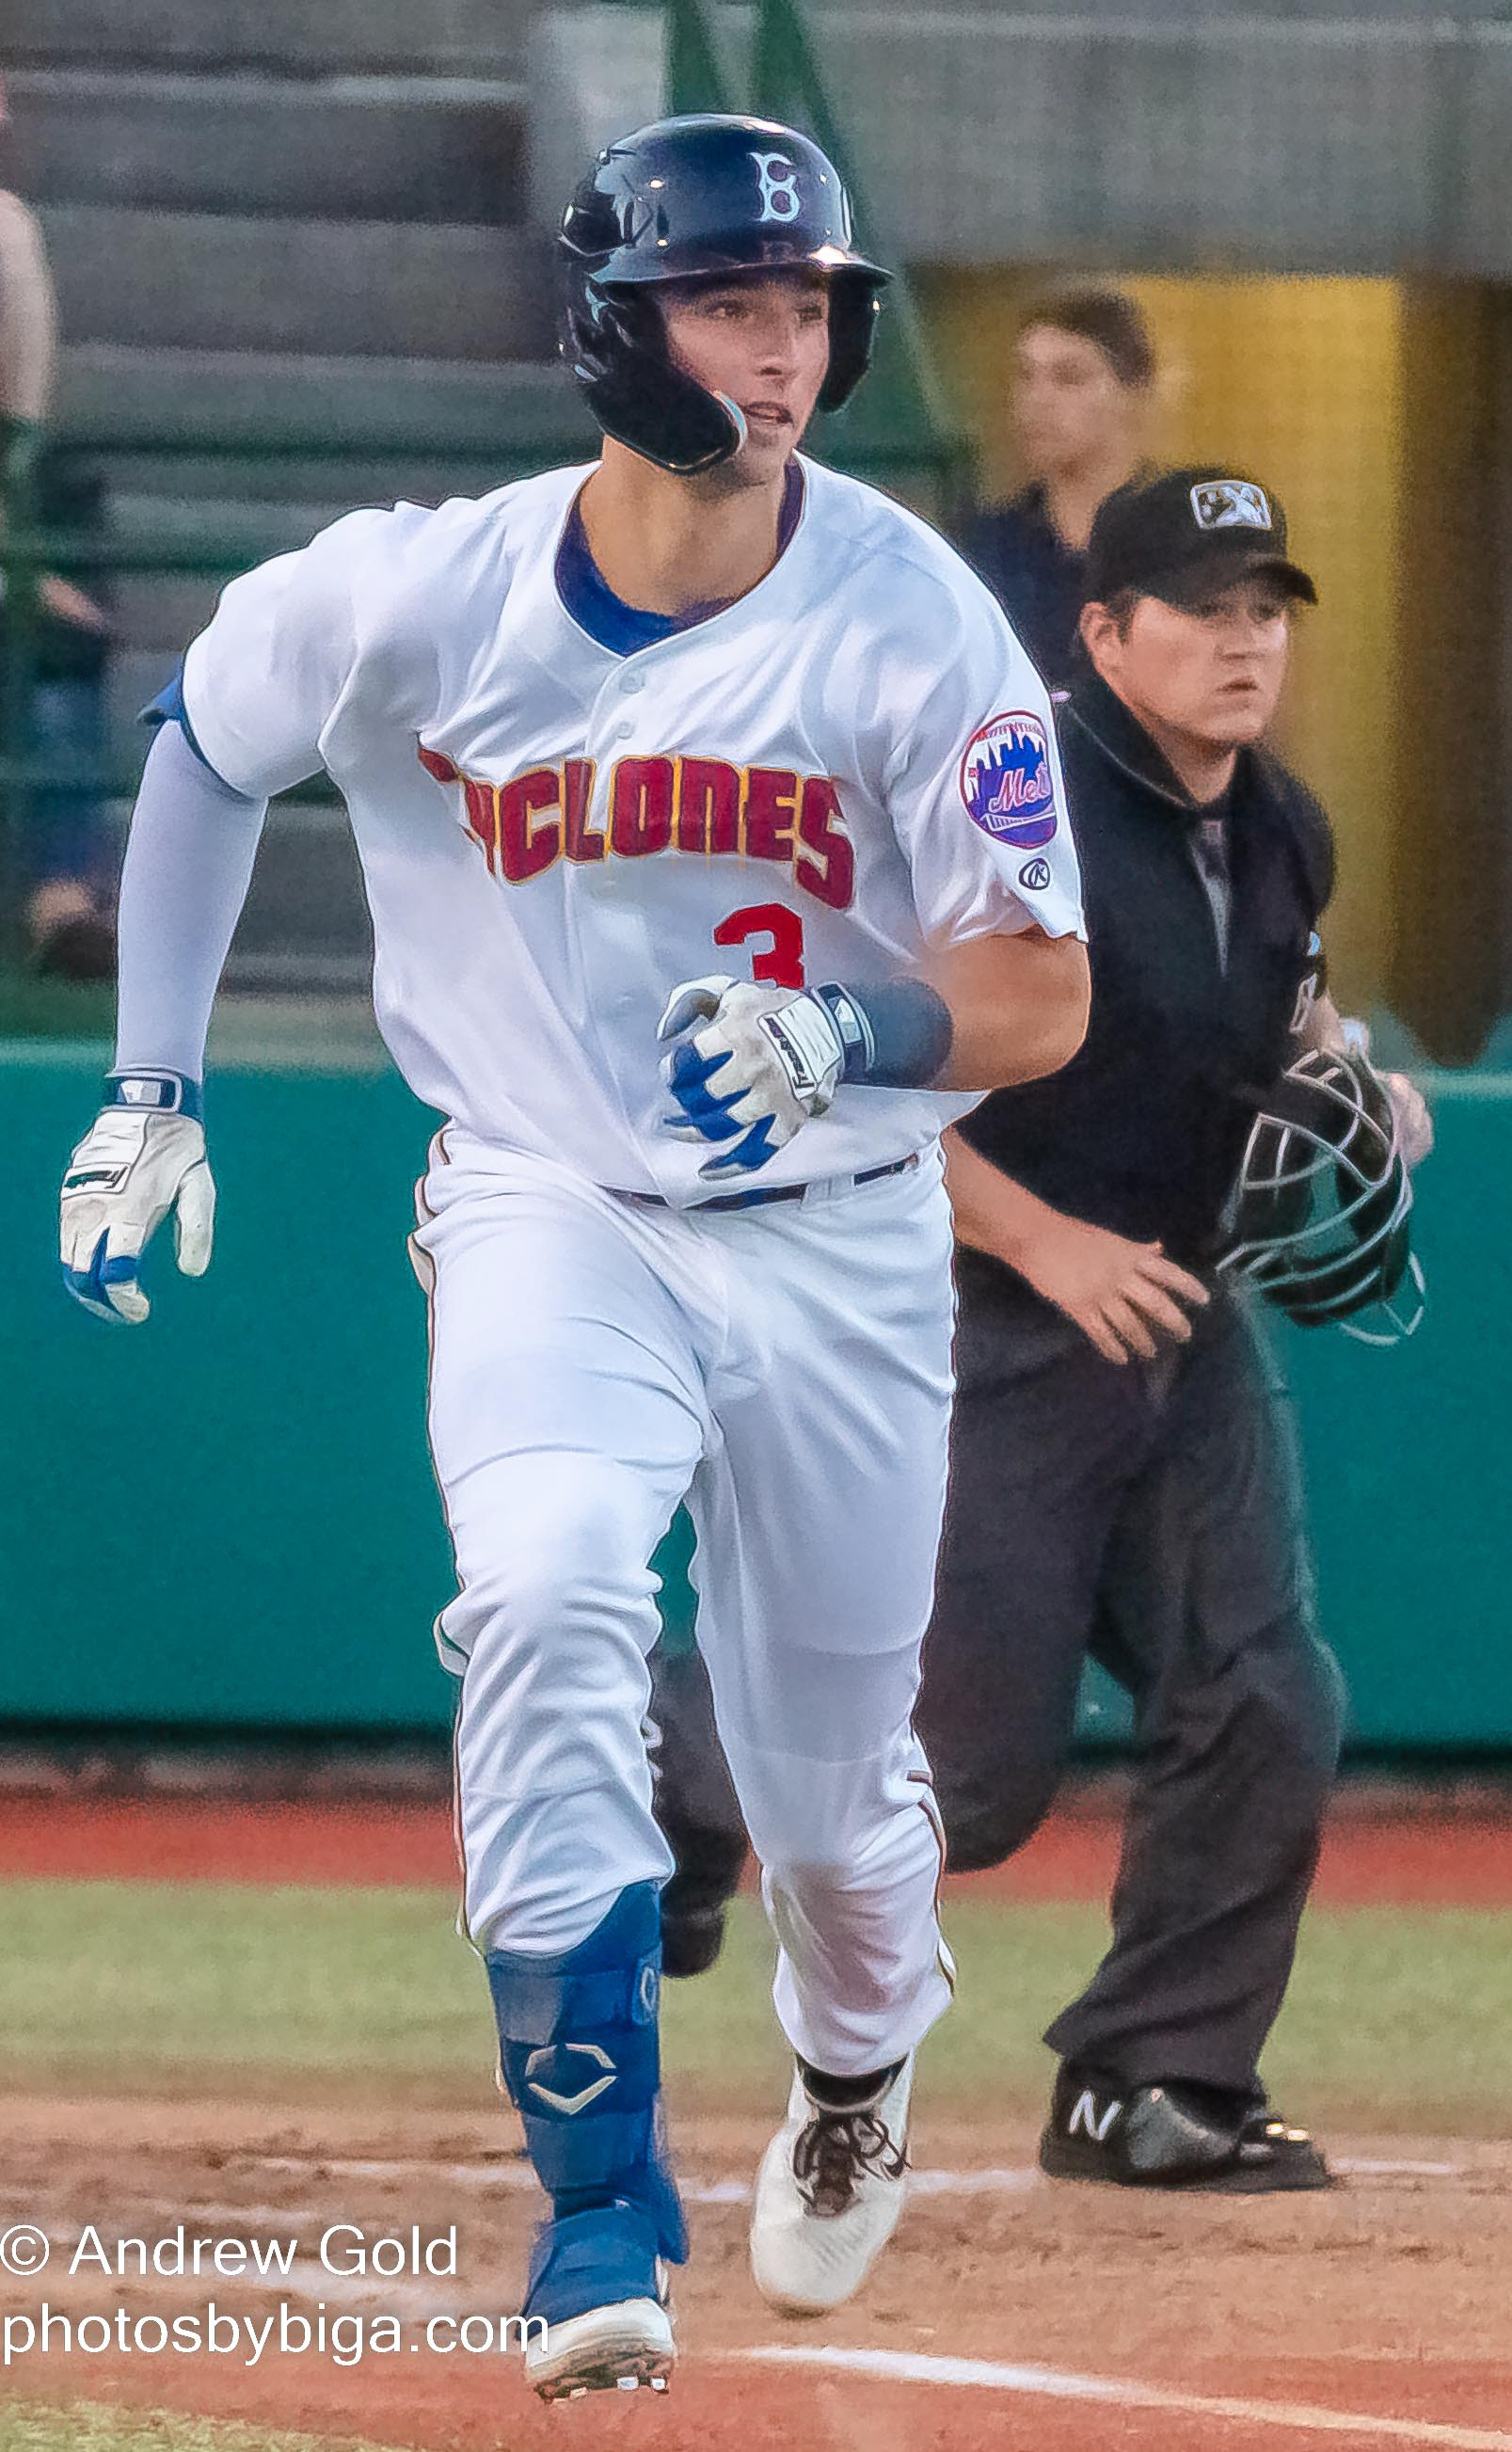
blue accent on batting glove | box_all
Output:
[62,1228,136,1324]
[661,1045,786,1176]
[698,1112,781,1177]
[485,1881,686,2264]
[661,1042,743,1141]
[523,2201,665,2330]
[104,1070,204,1122]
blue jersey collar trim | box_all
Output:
[554,463,804,656]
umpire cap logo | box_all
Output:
[1190,479,1272,533]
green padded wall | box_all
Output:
[5,1046,1508,1746]
[8,1049,454,1729]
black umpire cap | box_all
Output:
[1086,469,1318,609]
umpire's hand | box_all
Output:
[1016,1212,1210,1365]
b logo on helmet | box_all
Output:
[959,711,1059,850]
[753,152,803,223]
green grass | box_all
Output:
[931,1899,1512,2137]
[0,1885,485,2101]
[0,2409,399,2452]
[1,1882,1508,2135]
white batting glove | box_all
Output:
[658,975,846,1176]
[60,1073,215,1324]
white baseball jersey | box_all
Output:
[183,454,1083,1201]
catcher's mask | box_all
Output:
[1218,1048,1424,1347]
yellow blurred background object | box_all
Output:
[920,268,1506,1053]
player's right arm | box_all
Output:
[59,724,263,1319]
[58,511,382,1321]
[944,1125,1209,1365]
[659,564,1091,1173]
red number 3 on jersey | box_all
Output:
[714,902,806,991]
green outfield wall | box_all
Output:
[4,1045,1508,1748]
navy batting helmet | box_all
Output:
[558,114,891,475]
[1218,1048,1424,1346]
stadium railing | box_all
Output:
[0,0,969,982]
[664,0,969,508]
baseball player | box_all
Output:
[57,117,1088,2399]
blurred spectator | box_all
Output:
[963,287,1155,688]
[0,74,115,979]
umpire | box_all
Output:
[650,467,1424,2192]
[922,466,1361,2192]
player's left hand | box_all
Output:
[657,975,845,1176]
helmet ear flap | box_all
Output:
[820,275,884,413]
[561,278,744,474]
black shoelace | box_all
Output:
[791,2108,907,2217]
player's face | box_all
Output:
[660,272,832,485]
[1091,579,1295,750]
[1013,326,1139,480]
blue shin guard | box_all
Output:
[485,1881,687,2268]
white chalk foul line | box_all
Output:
[743,2346,1512,2451]
[1334,2159,1461,2180]
[251,2153,1459,2199]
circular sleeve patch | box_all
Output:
[959,710,1059,850]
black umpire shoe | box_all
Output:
[657,1824,748,1980]
[1040,2065,1334,2193]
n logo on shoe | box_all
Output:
[524,2041,617,2116]
[1067,2089,1121,2143]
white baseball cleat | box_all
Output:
[749,2052,913,2316]
[518,2205,676,2401]
[523,2294,675,2402]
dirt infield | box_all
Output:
[6,1791,1512,1906]
[2,2094,1510,2450]
[5,1796,1511,2444]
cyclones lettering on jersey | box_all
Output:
[417,744,856,911]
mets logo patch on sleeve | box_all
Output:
[959,711,1059,850]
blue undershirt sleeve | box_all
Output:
[113,719,269,1082]
[140,665,223,780]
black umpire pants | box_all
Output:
[648,1274,1344,2098]
[917,1265,1345,2094]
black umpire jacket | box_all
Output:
[958,666,1334,1288]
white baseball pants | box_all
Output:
[411,1132,956,2078]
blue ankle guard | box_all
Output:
[485,1881,686,2263]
